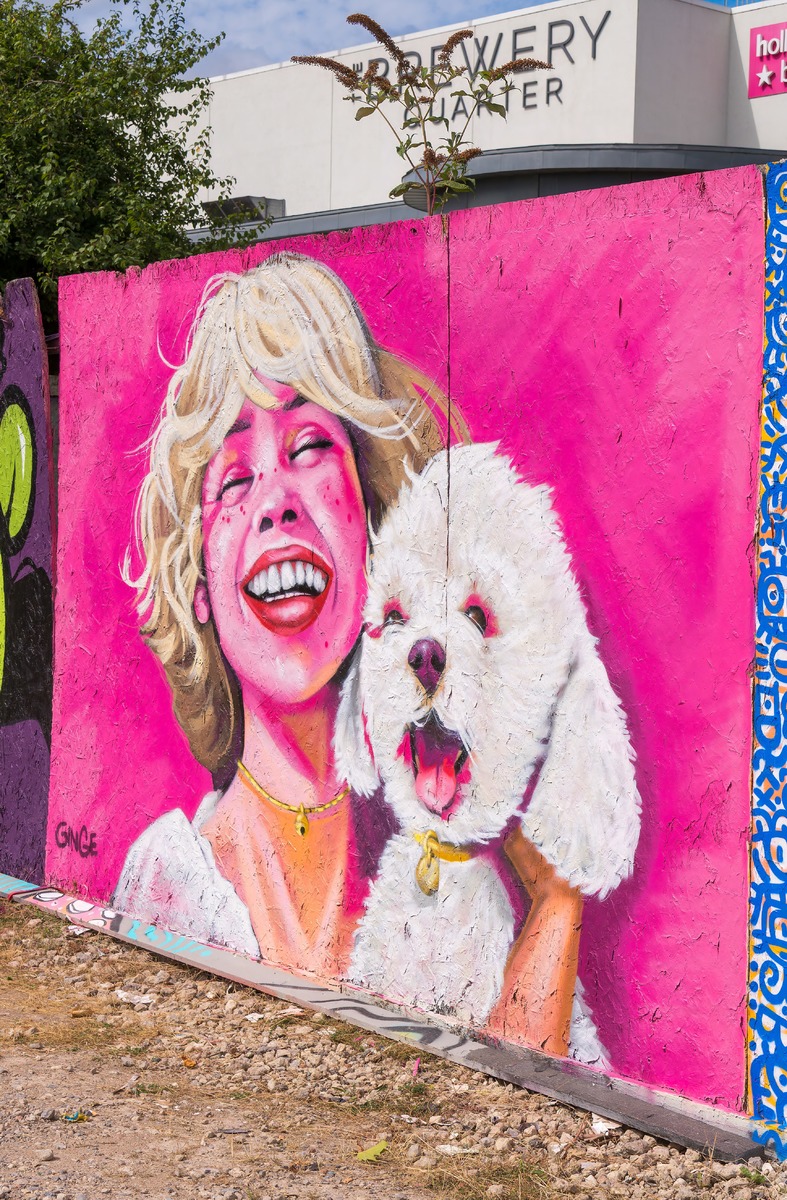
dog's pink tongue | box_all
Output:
[414,754,458,815]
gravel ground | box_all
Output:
[0,897,781,1200]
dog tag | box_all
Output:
[295,806,309,838]
[415,849,440,896]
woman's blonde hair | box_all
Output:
[128,252,467,776]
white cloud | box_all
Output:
[75,0,546,76]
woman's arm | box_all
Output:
[486,826,583,1056]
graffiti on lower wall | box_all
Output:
[50,168,763,1113]
[0,279,53,884]
[750,160,787,1156]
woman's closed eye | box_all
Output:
[217,473,254,503]
[290,433,334,463]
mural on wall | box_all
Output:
[0,279,53,883]
[750,160,787,1157]
[51,167,763,1107]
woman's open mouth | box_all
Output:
[403,712,470,820]
[242,544,332,635]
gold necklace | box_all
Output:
[236,760,349,838]
[413,829,474,896]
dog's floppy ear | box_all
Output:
[520,638,641,900]
[333,650,380,798]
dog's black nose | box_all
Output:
[408,638,446,695]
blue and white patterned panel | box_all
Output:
[751,161,787,1158]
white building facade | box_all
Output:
[201,0,787,224]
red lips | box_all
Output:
[241,544,333,636]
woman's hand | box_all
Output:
[486,826,583,1057]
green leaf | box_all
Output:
[357,1140,389,1163]
[354,106,375,120]
[442,180,474,192]
[389,182,414,197]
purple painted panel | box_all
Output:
[0,279,54,882]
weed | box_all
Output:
[329,1026,361,1047]
[348,1088,390,1114]
[741,1164,769,1186]
[398,1080,439,1118]
[132,1081,172,1096]
[384,1040,422,1064]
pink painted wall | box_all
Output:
[50,168,763,1109]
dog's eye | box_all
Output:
[465,604,489,635]
[383,606,407,628]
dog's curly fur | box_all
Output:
[335,444,640,1057]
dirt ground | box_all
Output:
[0,897,776,1200]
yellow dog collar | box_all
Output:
[413,829,474,896]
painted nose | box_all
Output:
[408,638,446,695]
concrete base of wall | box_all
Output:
[0,871,762,1160]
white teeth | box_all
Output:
[247,559,328,599]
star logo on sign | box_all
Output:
[759,64,776,88]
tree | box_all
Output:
[0,0,253,329]
[293,13,550,217]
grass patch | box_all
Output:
[344,1079,440,1119]
[397,1080,439,1117]
[2,1014,146,1054]
[329,1025,362,1047]
[347,1088,391,1114]
[421,1159,551,1200]
[132,1081,172,1096]
[384,1039,423,1063]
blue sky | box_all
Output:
[76,0,746,77]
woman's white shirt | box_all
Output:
[112,792,259,957]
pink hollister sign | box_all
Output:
[749,21,787,98]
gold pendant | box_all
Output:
[295,806,309,838]
[415,832,440,896]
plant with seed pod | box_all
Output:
[293,13,551,216]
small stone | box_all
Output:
[494,1137,513,1152]
[35,1148,55,1163]
[487,1187,505,1198]
[713,1162,741,1180]
[40,1110,56,1122]
[415,1155,436,1170]
[406,1144,420,1161]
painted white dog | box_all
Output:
[334,443,640,1063]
